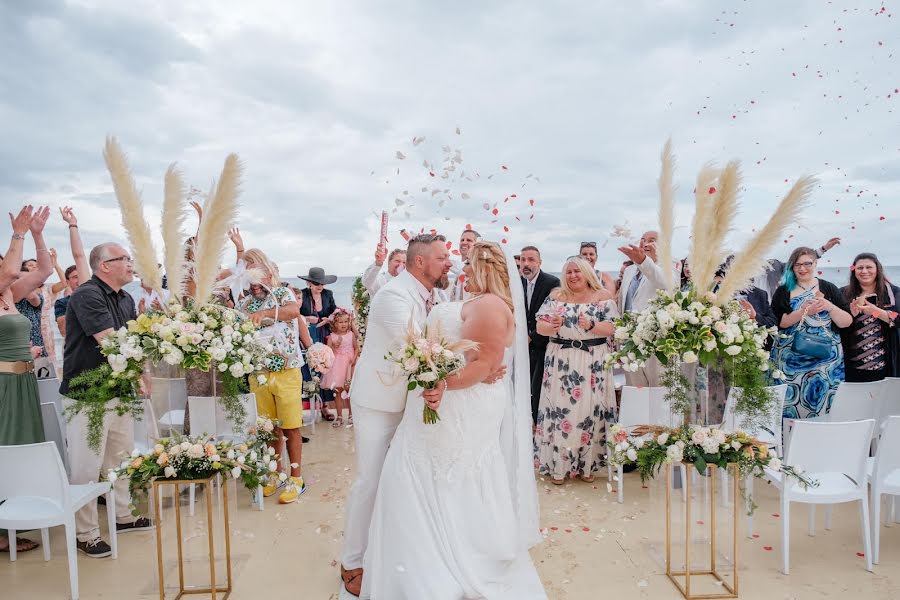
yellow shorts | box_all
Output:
[249,368,303,430]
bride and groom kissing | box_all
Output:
[339,233,547,599]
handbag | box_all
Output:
[791,305,832,360]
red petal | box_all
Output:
[709,186,717,194]
[430,229,437,234]
[466,223,471,229]
[529,199,535,206]
[510,194,517,198]
[880,216,886,220]
[764,546,773,551]
[501,238,507,244]
[503,226,509,232]
[451,249,460,256]
[501,165,508,170]
[582,527,590,532]
[445,241,452,249]
[457,274,465,282]
[752,534,760,539]
[492,208,499,215]
[857,552,865,557]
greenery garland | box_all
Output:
[351,276,370,347]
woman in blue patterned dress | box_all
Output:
[534,257,618,485]
[770,247,852,419]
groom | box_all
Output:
[340,233,452,597]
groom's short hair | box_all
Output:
[407,233,447,263]
[520,245,540,256]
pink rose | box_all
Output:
[560,420,573,434]
[580,431,591,446]
[614,429,628,443]
[572,387,582,401]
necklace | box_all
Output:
[797,280,818,292]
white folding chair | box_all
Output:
[187,395,263,512]
[648,386,677,427]
[40,402,70,476]
[132,398,160,454]
[0,442,116,600]
[868,415,900,564]
[763,419,875,574]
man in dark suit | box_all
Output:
[520,245,560,423]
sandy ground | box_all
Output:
[2,419,899,600]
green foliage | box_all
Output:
[63,364,144,452]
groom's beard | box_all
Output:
[434,274,450,290]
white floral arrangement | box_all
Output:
[607,423,816,514]
[606,287,779,427]
[65,300,271,451]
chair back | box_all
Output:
[828,381,884,422]
[785,419,875,490]
[37,377,62,411]
[720,387,742,432]
[40,402,70,475]
[745,384,787,437]
[873,416,900,487]
[618,386,650,427]
[880,378,900,424]
[0,442,70,509]
[188,395,257,439]
[34,358,57,379]
[648,386,677,427]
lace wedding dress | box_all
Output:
[362,301,547,599]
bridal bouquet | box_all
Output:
[607,423,817,513]
[306,342,335,373]
[385,324,475,424]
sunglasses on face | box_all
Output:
[580,242,597,249]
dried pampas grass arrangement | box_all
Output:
[193,154,242,304]
[656,139,676,291]
[716,176,816,302]
[162,164,187,299]
[103,137,162,293]
[687,165,721,294]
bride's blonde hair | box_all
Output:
[467,241,514,314]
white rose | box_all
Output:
[229,363,245,377]
[625,448,638,462]
[267,446,276,456]
[402,357,419,372]
[231,466,242,479]
[701,315,713,326]
[704,340,717,352]
[633,437,645,449]
[249,451,258,461]
[418,371,437,383]
[724,345,741,356]
[222,326,234,336]
[682,351,698,364]
[153,444,164,455]
[210,454,221,463]
[237,455,246,464]
[278,472,288,482]
[164,466,177,478]
[256,374,267,385]
[107,470,118,482]
[689,316,700,325]
[768,457,782,471]
[226,449,236,460]
[702,437,720,454]
[131,448,141,458]
[656,432,669,445]
[666,444,684,463]
[219,363,229,372]
[268,460,278,472]
[731,440,742,450]
[714,322,728,334]
[759,361,769,371]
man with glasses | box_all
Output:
[61,242,151,558]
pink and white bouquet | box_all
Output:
[306,342,335,373]
[385,324,475,424]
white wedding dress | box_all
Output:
[362,301,547,600]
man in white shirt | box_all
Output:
[448,228,480,301]
[361,246,406,297]
[618,230,670,387]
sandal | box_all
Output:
[0,537,40,553]
[579,474,595,483]
[332,418,344,428]
[551,477,565,486]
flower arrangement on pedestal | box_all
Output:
[607,140,816,430]
[109,416,282,514]
[607,423,816,513]
[65,137,264,451]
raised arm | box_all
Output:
[228,227,244,263]
[1,206,33,291]
[11,206,53,301]
[49,248,68,295]
[60,206,90,283]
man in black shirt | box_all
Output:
[62,242,151,558]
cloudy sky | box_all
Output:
[2,0,898,278]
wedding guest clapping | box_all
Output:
[770,246,851,420]
[535,256,618,485]
[840,253,900,382]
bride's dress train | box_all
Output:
[362,302,546,599]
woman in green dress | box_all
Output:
[0,206,52,554]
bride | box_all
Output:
[362,241,547,599]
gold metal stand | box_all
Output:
[665,463,739,599]
[153,475,233,600]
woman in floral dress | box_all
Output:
[535,256,618,484]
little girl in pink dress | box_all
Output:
[321,308,357,427]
